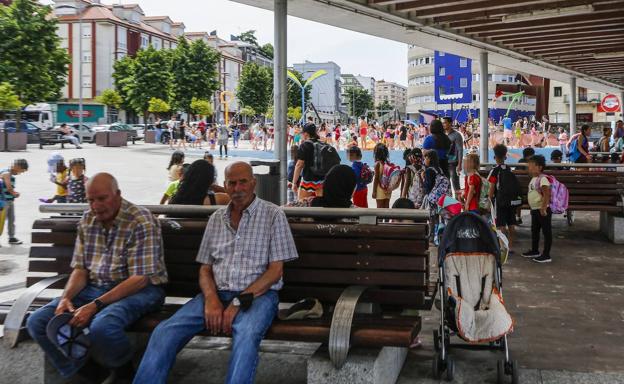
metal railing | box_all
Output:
[481,162,624,170]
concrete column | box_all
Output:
[621,91,624,120]
[569,76,577,136]
[274,0,288,205]
[479,51,489,162]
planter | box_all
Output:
[0,132,28,151]
[144,130,157,144]
[95,131,128,147]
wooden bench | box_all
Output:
[1,205,434,369]
[481,163,624,225]
[38,130,73,149]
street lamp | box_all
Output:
[54,2,105,129]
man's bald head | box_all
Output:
[224,162,256,209]
[86,173,122,227]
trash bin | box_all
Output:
[250,159,280,205]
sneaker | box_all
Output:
[9,238,22,245]
[521,250,540,258]
[532,254,552,263]
[38,198,52,203]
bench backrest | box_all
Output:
[39,130,64,139]
[480,168,624,212]
[29,215,433,311]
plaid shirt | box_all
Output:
[71,199,168,286]
[196,197,298,291]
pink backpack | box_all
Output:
[534,175,568,214]
[380,162,402,191]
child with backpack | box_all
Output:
[522,155,553,263]
[401,148,425,209]
[348,146,372,208]
[423,150,450,243]
[372,143,393,208]
[488,144,522,252]
[462,153,484,214]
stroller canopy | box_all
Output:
[437,212,500,266]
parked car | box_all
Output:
[91,124,111,132]
[0,120,41,143]
[91,123,138,141]
[51,124,95,143]
[131,124,156,141]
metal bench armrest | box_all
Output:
[328,285,369,368]
[3,274,68,348]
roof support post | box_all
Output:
[274,0,288,205]
[479,51,489,162]
[569,76,577,136]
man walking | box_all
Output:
[134,162,298,384]
[1,159,28,245]
[26,173,168,382]
[443,117,464,199]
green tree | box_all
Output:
[287,106,302,122]
[237,63,272,117]
[0,0,69,130]
[238,30,259,46]
[171,37,220,117]
[287,69,311,109]
[190,97,213,117]
[377,100,394,112]
[0,83,23,111]
[148,97,170,118]
[96,89,123,109]
[125,46,171,121]
[345,87,373,118]
[112,55,135,111]
[260,43,274,59]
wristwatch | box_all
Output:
[93,299,106,312]
[232,297,241,307]
[232,293,254,311]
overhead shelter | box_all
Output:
[230,0,624,202]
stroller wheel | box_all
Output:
[432,353,443,380]
[445,357,455,381]
[510,360,519,384]
[433,329,440,352]
[496,360,505,384]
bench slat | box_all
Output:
[294,238,427,255]
[283,268,426,287]
[289,223,427,239]
[290,252,427,271]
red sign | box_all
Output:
[598,94,621,113]
[65,110,92,118]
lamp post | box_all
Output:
[54,3,105,129]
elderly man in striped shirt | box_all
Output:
[135,162,299,384]
[26,173,168,382]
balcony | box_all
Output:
[563,93,602,104]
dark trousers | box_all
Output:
[448,162,461,194]
[440,159,450,178]
[530,208,552,257]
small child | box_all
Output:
[522,155,552,263]
[66,158,88,203]
[517,147,535,164]
[287,145,298,204]
[40,159,68,203]
[348,146,371,208]
[462,153,481,214]
[401,148,425,209]
[161,163,190,204]
[487,144,519,251]
[167,150,185,182]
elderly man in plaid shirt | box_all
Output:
[135,162,298,384]
[27,173,168,382]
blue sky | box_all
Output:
[46,0,408,85]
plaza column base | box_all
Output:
[600,212,624,244]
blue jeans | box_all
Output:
[134,290,279,384]
[26,283,165,378]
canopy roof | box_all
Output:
[231,0,624,92]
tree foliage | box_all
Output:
[238,30,259,46]
[377,100,394,112]
[287,106,302,122]
[345,87,374,118]
[0,83,23,111]
[237,63,272,116]
[96,89,123,109]
[190,97,213,116]
[287,69,311,109]
[260,43,274,59]
[148,97,170,114]
[112,55,135,111]
[125,46,171,117]
[0,0,69,129]
[171,37,220,115]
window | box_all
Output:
[81,24,91,38]
[439,67,445,76]
[81,76,91,88]
[578,87,588,102]
[439,52,445,56]
[554,87,562,97]
[488,74,493,81]
[82,52,91,63]
[460,77,468,88]
[425,57,430,64]
[439,86,445,95]
[459,58,467,68]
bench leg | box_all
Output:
[600,212,624,244]
[328,285,368,369]
[3,275,68,348]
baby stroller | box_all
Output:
[433,212,518,383]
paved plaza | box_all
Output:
[0,142,623,383]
